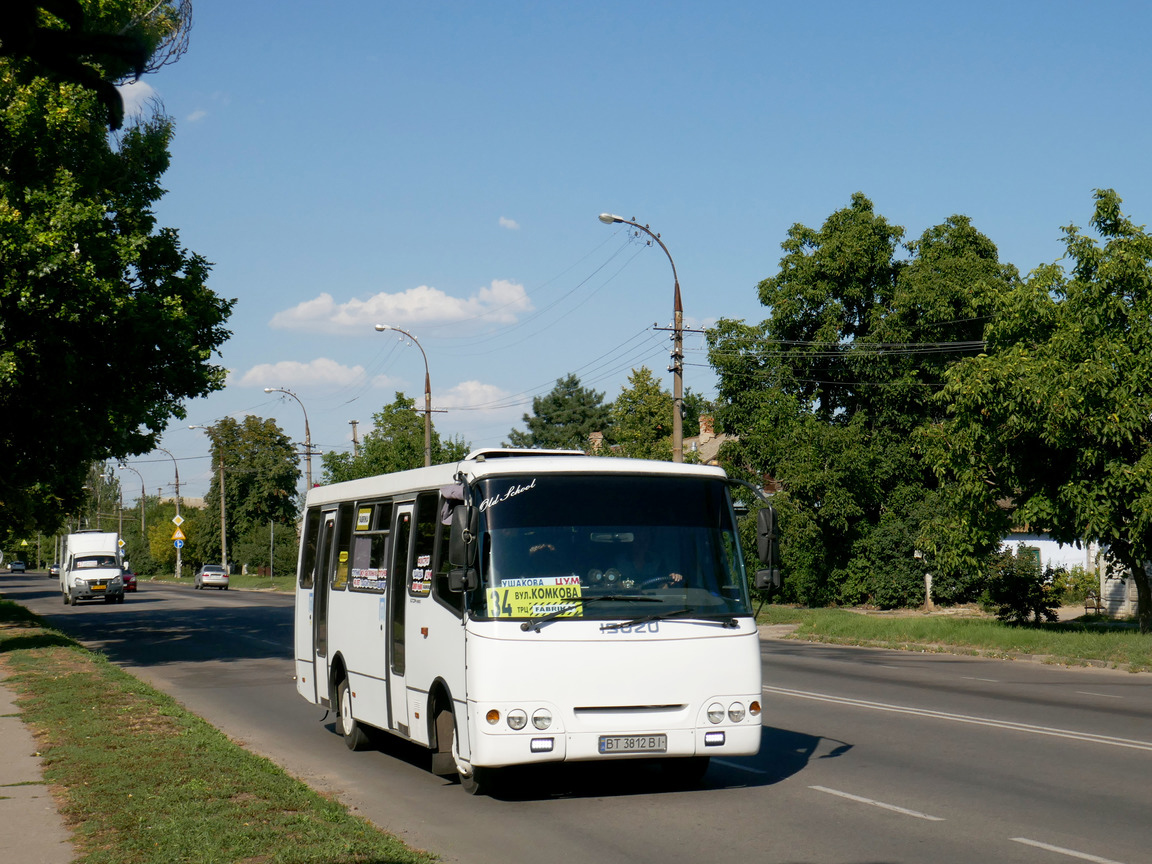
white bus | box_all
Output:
[294,449,779,795]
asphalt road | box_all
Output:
[4,572,1150,864]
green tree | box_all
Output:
[232,522,299,579]
[506,374,610,450]
[709,194,1014,606]
[927,189,1152,632]
[321,392,469,483]
[0,0,234,539]
[605,367,673,460]
[201,416,300,556]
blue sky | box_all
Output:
[114,1,1152,501]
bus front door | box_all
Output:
[387,503,414,735]
[312,512,336,706]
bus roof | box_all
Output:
[304,450,728,508]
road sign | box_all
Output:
[118,539,125,548]
[174,539,184,549]
[172,528,186,541]
[172,514,184,527]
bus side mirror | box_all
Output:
[448,505,479,592]
[754,506,782,594]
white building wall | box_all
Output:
[1001,532,1096,572]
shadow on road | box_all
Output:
[2,576,293,667]
[340,721,854,802]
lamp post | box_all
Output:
[598,213,685,463]
[156,446,182,578]
[190,425,228,573]
[264,387,314,489]
[374,323,432,467]
[117,464,146,537]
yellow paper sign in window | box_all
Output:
[487,576,583,618]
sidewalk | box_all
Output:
[0,677,75,864]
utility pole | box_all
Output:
[349,419,360,458]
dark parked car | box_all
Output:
[8,560,26,573]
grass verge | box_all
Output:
[757,604,1152,672]
[0,599,435,864]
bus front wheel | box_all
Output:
[336,679,371,751]
[452,722,500,796]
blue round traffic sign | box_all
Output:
[173,539,184,549]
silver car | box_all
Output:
[194,564,229,590]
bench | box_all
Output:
[1084,590,1103,615]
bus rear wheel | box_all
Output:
[336,678,371,751]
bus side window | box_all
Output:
[331,503,354,591]
[299,507,320,589]
[433,497,464,615]
[410,492,438,597]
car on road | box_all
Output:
[49,562,60,577]
[8,560,26,573]
[194,564,228,590]
[122,567,137,592]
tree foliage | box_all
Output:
[709,193,1014,606]
[506,373,609,450]
[231,521,299,578]
[0,0,234,538]
[321,392,470,483]
[604,367,673,460]
[927,189,1152,632]
[201,416,300,559]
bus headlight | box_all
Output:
[486,709,501,725]
[749,700,761,717]
[707,702,725,724]
[728,702,746,723]
[532,708,552,730]
[507,709,528,730]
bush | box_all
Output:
[1051,564,1097,604]
[983,545,1058,625]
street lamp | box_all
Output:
[117,464,146,537]
[375,323,432,467]
[599,213,685,463]
[264,387,314,489]
[190,425,228,573]
[155,446,182,578]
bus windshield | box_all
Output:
[469,473,752,622]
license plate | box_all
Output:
[91,584,106,591]
[598,734,667,754]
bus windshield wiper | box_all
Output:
[600,607,739,630]
[520,594,661,632]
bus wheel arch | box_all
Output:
[428,681,457,777]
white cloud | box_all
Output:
[499,216,520,230]
[186,109,208,123]
[438,380,511,411]
[269,280,533,333]
[235,358,366,388]
[116,80,157,118]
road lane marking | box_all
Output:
[961,676,999,683]
[1075,691,1122,699]
[764,686,1152,752]
[809,785,944,821]
[1011,837,1127,863]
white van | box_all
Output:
[61,531,124,605]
